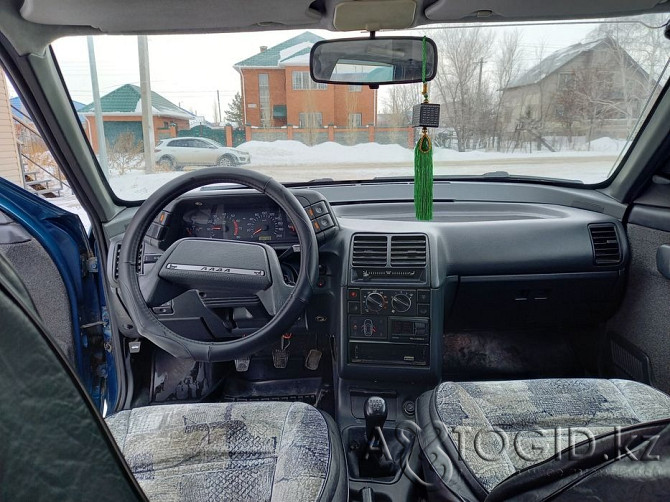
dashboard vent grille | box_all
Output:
[589,224,621,265]
[352,235,388,267]
[113,243,143,280]
[390,235,427,267]
[113,243,122,281]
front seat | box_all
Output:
[417,379,670,501]
[0,251,346,501]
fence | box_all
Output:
[179,124,415,149]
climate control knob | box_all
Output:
[392,293,412,313]
[365,292,385,313]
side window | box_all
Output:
[192,139,211,148]
[0,70,85,226]
[169,139,185,147]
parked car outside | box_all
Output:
[155,136,250,170]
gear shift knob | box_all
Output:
[364,396,388,443]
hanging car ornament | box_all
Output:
[412,37,440,221]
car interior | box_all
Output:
[3,0,670,501]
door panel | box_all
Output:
[607,213,670,393]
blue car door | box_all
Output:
[0,176,117,413]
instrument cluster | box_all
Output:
[181,202,297,244]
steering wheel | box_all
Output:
[117,167,318,362]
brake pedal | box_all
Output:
[273,334,291,369]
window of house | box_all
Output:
[349,85,362,92]
[298,112,323,128]
[558,72,575,91]
[348,113,362,128]
[292,71,327,91]
[258,73,271,127]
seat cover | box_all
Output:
[106,401,341,502]
[417,378,670,500]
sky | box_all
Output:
[45,22,601,122]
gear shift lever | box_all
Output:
[364,396,388,444]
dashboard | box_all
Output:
[107,182,630,385]
[180,200,298,244]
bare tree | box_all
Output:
[382,84,423,126]
[108,132,144,174]
[432,26,495,151]
[492,29,524,150]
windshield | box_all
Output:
[51,15,670,200]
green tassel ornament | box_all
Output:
[414,36,435,221]
[414,130,433,221]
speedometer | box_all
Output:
[246,210,285,242]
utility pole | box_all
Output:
[138,35,155,173]
[87,36,108,174]
[216,90,222,126]
[476,58,484,148]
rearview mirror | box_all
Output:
[310,36,437,86]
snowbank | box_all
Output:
[586,137,629,153]
[240,140,414,166]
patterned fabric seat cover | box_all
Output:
[422,378,670,494]
[105,401,333,502]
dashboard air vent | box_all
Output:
[352,235,388,267]
[113,243,122,280]
[589,224,621,265]
[390,235,427,267]
[113,243,143,280]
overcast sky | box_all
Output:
[31,22,605,121]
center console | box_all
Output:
[336,233,446,500]
[338,233,442,381]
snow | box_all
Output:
[47,137,628,225]
[586,137,629,153]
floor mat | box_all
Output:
[443,329,586,381]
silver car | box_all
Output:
[155,137,250,170]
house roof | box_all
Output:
[80,84,194,119]
[507,38,617,89]
[233,31,324,69]
[11,96,87,123]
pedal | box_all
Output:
[234,357,250,372]
[272,348,289,369]
[305,349,322,370]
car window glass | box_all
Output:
[0,71,89,229]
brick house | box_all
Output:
[80,84,194,152]
[234,32,376,129]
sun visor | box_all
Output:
[424,0,666,22]
[20,0,322,32]
[333,0,417,31]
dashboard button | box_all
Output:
[417,290,431,304]
[348,289,360,300]
[348,301,360,314]
[310,201,328,217]
[312,220,321,232]
[417,304,430,316]
[316,214,334,230]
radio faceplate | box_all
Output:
[346,288,430,366]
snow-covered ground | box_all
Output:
[49,138,627,228]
